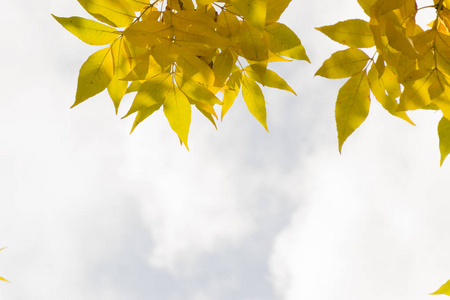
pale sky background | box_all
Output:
[1,1,450,300]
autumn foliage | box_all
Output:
[53,0,308,149]
[317,0,450,165]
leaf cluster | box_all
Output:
[316,0,450,165]
[53,0,309,148]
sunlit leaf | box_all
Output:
[316,19,375,48]
[52,15,119,45]
[77,0,135,27]
[242,75,268,131]
[164,85,191,149]
[230,0,267,31]
[73,47,114,107]
[431,279,450,296]
[316,48,369,79]
[336,71,371,152]
[265,22,310,61]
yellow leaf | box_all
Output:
[240,21,269,62]
[265,22,310,61]
[77,0,135,28]
[0,248,8,283]
[316,19,375,48]
[124,73,172,118]
[230,0,267,31]
[194,102,218,129]
[368,65,414,124]
[130,104,162,133]
[124,20,172,48]
[242,75,268,131]
[108,39,132,113]
[126,80,143,94]
[430,73,450,119]
[176,52,215,87]
[73,47,114,107]
[398,71,434,111]
[245,66,296,95]
[164,85,191,149]
[385,19,418,59]
[52,15,119,45]
[213,49,235,87]
[336,71,371,152]
[221,71,242,120]
[357,0,377,16]
[316,48,370,79]
[195,0,215,5]
[438,118,450,165]
[175,74,222,106]
[266,0,291,25]
[217,10,241,38]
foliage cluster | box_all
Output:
[53,0,308,149]
[317,0,450,165]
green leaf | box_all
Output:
[316,19,375,48]
[164,86,191,149]
[52,15,119,45]
[230,0,267,31]
[336,71,371,152]
[316,48,369,79]
[431,279,450,295]
[242,75,268,131]
[438,118,450,166]
[77,0,135,28]
[73,47,114,107]
[264,23,310,62]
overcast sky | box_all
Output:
[1,1,449,300]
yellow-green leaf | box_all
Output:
[52,15,119,45]
[77,0,135,28]
[242,75,268,131]
[164,86,191,149]
[73,47,114,107]
[316,19,375,48]
[245,66,296,95]
[316,48,369,79]
[124,73,172,118]
[432,279,450,295]
[336,71,371,152]
[264,23,310,61]
[230,0,267,31]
